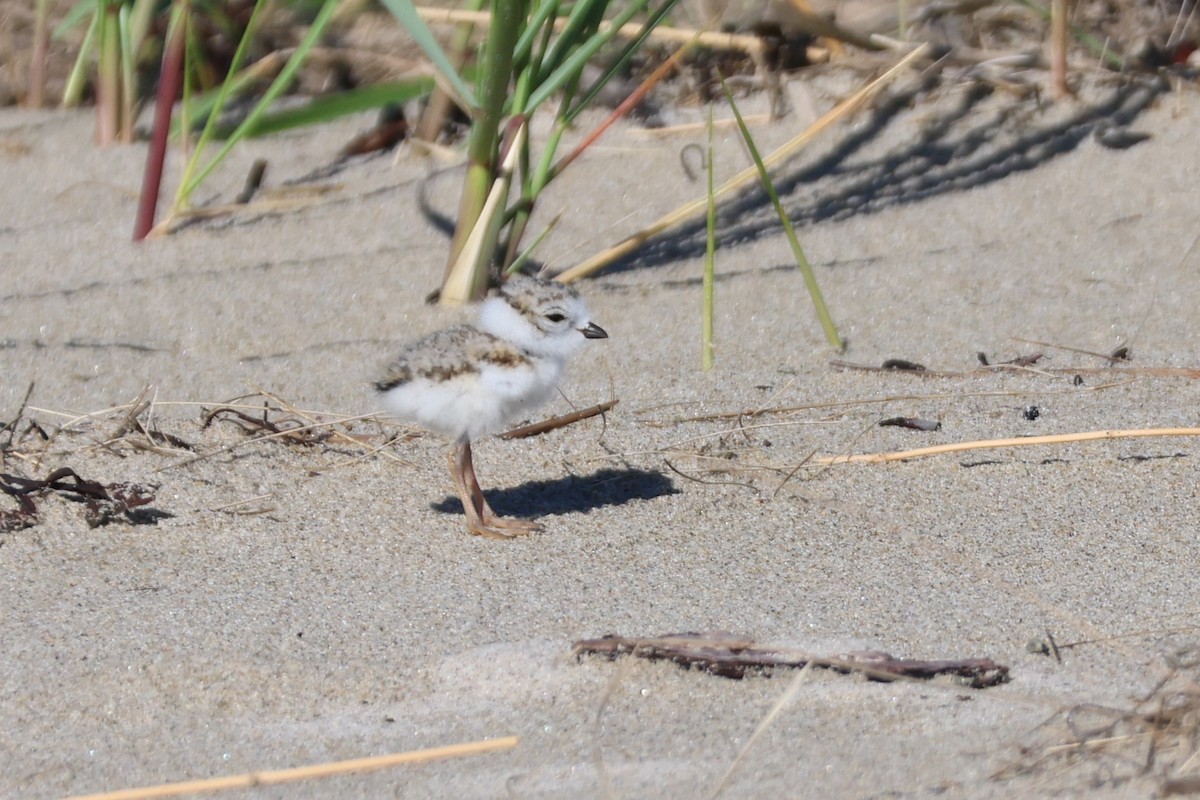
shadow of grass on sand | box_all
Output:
[417,73,1167,277]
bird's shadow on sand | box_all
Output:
[431,467,676,519]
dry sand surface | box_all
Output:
[2,67,1200,799]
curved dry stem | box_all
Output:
[819,427,1200,465]
[63,737,519,800]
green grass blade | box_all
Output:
[180,37,389,138]
[720,76,843,352]
[505,211,561,275]
[535,0,606,82]
[60,7,98,107]
[127,0,157,58]
[118,2,135,138]
[180,5,192,140]
[96,1,120,144]
[377,0,478,110]
[512,0,561,71]
[212,78,434,138]
[174,64,265,136]
[173,0,271,209]
[526,0,650,113]
[53,0,97,38]
[181,0,340,198]
[443,0,530,297]
[565,0,678,122]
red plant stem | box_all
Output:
[551,35,696,180]
[133,2,188,240]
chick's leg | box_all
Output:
[458,440,541,534]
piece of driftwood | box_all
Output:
[573,632,1009,688]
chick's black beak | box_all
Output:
[580,322,608,340]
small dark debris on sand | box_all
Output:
[1,467,165,531]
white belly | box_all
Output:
[380,357,564,441]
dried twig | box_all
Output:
[628,114,771,137]
[648,381,1130,426]
[710,662,815,799]
[167,410,388,471]
[997,643,1200,789]
[1012,337,1129,363]
[819,427,1200,465]
[149,189,342,236]
[0,381,36,456]
[416,8,771,56]
[1053,624,1200,651]
[499,400,619,439]
[256,389,380,452]
[1049,0,1071,97]
[832,359,1200,379]
[211,494,278,516]
[234,159,269,204]
[98,387,193,455]
[574,632,1010,688]
[201,401,328,446]
[663,459,759,489]
[63,736,519,800]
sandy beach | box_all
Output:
[2,62,1199,799]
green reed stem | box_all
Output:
[721,75,843,352]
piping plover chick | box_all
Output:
[375,274,608,539]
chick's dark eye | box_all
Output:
[545,312,567,323]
